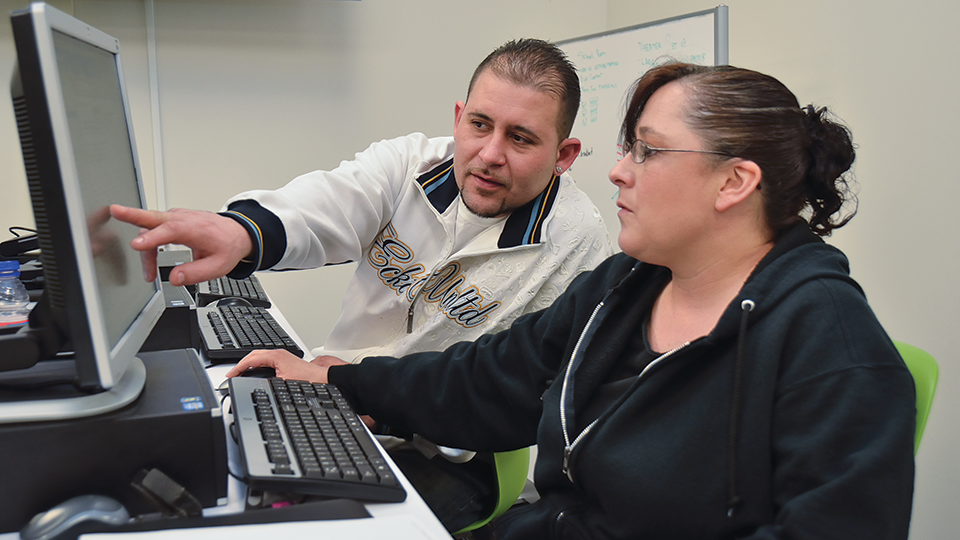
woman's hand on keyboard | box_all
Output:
[226,349,336,382]
[228,353,377,429]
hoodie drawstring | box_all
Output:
[727,299,754,518]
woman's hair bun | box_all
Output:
[800,105,857,235]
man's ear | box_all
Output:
[453,100,466,135]
[716,159,762,212]
[555,138,582,173]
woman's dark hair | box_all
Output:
[620,62,857,237]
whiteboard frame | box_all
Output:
[555,5,729,65]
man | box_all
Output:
[113,38,612,531]
[114,39,611,363]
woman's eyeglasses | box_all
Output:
[625,139,734,164]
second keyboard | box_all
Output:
[197,305,303,362]
[196,275,271,308]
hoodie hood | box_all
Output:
[706,222,864,345]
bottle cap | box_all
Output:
[0,259,21,276]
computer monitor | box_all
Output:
[0,2,165,422]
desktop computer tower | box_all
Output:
[0,349,227,532]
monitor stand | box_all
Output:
[0,356,146,424]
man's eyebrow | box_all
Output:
[467,111,543,143]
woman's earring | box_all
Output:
[556,166,563,174]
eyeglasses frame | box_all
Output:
[625,139,735,165]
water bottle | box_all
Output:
[0,259,31,327]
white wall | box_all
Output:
[606,1,959,538]
[1,1,955,537]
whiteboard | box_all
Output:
[556,6,729,245]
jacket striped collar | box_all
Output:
[416,158,561,249]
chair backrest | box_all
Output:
[893,340,939,454]
[455,447,530,534]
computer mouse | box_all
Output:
[20,494,130,540]
[215,297,254,308]
[217,378,231,396]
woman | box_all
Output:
[231,63,916,539]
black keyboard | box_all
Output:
[196,275,271,308]
[229,377,407,503]
[197,305,303,362]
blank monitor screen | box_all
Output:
[54,30,156,351]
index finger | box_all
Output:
[113,206,198,255]
[109,204,169,229]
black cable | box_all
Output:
[8,226,36,236]
[1,227,39,257]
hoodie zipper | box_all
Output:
[559,300,689,483]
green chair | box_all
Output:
[893,340,939,454]
[455,447,531,534]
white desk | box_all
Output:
[205,372,449,536]
[199,306,451,538]
[0,306,450,540]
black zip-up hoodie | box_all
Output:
[330,223,916,539]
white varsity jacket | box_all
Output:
[224,133,613,363]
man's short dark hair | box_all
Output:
[467,38,580,140]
